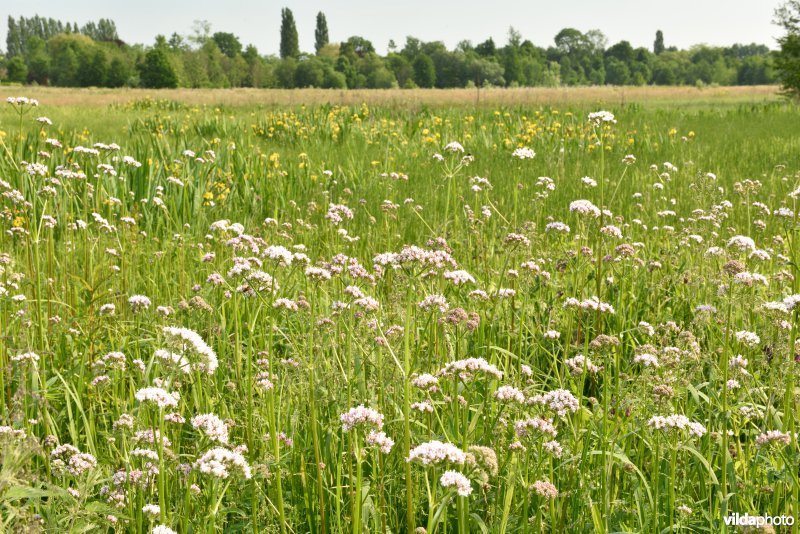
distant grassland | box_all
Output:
[1,85,796,178]
[0,86,796,149]
[0,84,783,109]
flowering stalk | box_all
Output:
[307,281,327,533]
[788,195,800,532]
[403,294,415,531]
[352,440,363,534]
[719,290,733,531]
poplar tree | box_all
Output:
[315,12,329,53]
[280,8,299,58]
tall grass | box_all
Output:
[0,95,798,533]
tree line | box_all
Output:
[0,10,777,89]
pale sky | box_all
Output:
[1,0,784,55]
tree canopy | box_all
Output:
[0,13,778,90]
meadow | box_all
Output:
[0,86,799,533]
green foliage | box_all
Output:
[77,48,108,87]
[467,55,505,86]
[80,18,119,42]
[212,32,243,59]
[775,1,800,97]
[139,47,178,88]
[654,30,665,55]
[413,53,436,88]
[280,7,299,59]
[503,47,521,86]
[386,53,414,87]
[295,57,325,87]
[475,37,496,57]
[341,36,376,61]
[315,12,329,54]
[24,37,50,84]
[0,10,780,90]
[605,58,631,85]
[335,55,359,88]
[6,55,27,82]
[366,64,397,88]
[274,56,297,88]
[107,56,130,87]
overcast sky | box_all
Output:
[1,0,784,55]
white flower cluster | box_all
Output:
[511,147,535,160]
[0,426,26,439]
[305,266,332,281]
[7,96,38,106]
[411,374,439,390]
[128,295,152,311]
[194,447,252,479]
[374,245,458,270]
[142,504,160,517]
[726,235,756,252]
[514,417,557,438]
[588,110,616,124]
[565,354,601,376]
[531,479,559,498]
[12,351,40,364]
[366,431,395,454]
[733,272,768,287]
[444,270,476,285]
[437,357,503,381]
[263,245,294,266]
[529,389,579,417]
[440,470,472,496]
[600,225,623,239]
[633,353,660,368]
[418,294,449,313]
[494,385,525,403]
[569,199,601,217]
[273,298,298,311]
[563,296,615,314]
[191,413,229,444]
[50,444,97,476]
[545,222,570,233]
[755,430,793,448]
[647,415,707,438]
[407,440,467,465]
[734,330,760,348]
[161,326,218,375]
[325,203,354,225]
[135,387,180,409]
[340,405,384,432]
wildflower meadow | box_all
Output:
[0,92,799,533]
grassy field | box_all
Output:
[0,88,799,533]
[0,83,783,106]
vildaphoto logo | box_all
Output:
[724,512,795,527]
